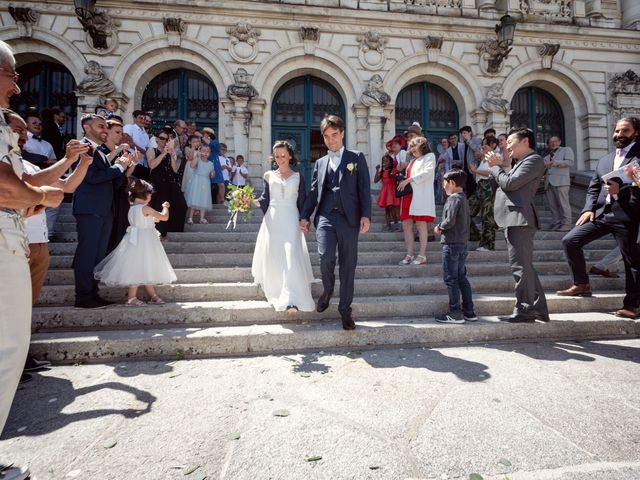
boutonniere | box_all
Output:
[346,162,357,174]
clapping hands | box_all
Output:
[484,151,502,168]
[625,163,640,187]
[65,140,91,164]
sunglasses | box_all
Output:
[157,136,169,141]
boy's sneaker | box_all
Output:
[463,311,478,322]
[434,311,465,324]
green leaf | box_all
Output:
[228,433,241,440]
[273,409,290,417]
[469,474,484,480]
[305,456,322,462]
[102,440,117,449]
[498,458,512,467]
[183,465,200,475]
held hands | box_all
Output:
[434,226,442,235]
[252,199,261,208]
[360,217,370,234]
[299,219,310,234]
[576,211,595,226]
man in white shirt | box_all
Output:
[123,110,149,167]
[23,113,57,168]
[231,155,249,186]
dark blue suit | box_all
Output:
[301,149,371,316]
[72,139,126,302]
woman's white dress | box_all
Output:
[251,171,315,312]
[94,204,177,286]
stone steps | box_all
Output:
[35,275,624,306]
[29,312,640,363]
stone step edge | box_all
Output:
[29,313,640,364]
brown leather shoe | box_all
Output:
[556,284,592,297]
[615,308,640,319]
[589,266,620,278]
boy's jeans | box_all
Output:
[442,243,474,313]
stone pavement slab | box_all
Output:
[1,340,639,480]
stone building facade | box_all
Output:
[1,0,639,186]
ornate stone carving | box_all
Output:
[227,68,258,100]
[538,42,560,69]
[75,7,119,51]
[8,7,39,38]
[75,61,116,97]
[517,0,573,22]
[360,74,391,107]
[357,31,387,70]
[477,39,511,75]
[299,26,319,42]
[226,22,261,63]
[480,83,510,114]
[608,70,640,118]
[163,17,185,46]
[424,35,443,61]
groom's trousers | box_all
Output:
[316,211,359,316]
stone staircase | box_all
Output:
[30,201,639,363]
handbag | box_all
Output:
[394,172,413,198]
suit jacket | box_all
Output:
[582,142,640,224]
[42,120,66,160]
[544,146,574,187]
[301,148,371,228]
[444,142,476,171]
[72,138,126,217]
[258,171,306,215]
[490,151,545,229]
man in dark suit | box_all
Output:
[73,114,132,309]
[41,107,67,160]
[557,117,640,319]
[485,127,549,323]
[300,115,371,330]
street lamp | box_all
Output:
[479,13,517,74]
[74,0,96,19]
[495,14,516,49]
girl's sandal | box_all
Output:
[148,295,166,305]
[126,297,146,307]
[200,218,209,224]
[412,255,427,265]
[399,254,414,265]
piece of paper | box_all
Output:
[602,164,632,184]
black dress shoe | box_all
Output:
[24,356,51,372]
[94,295,114,306]
[341,314,356,330]
[498,313,535,323]
[534,313,551,322]
[316,291,332,313]
[74,298,108,309]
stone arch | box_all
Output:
[0,29,85,82]
[503,59,600,170]
[384,53,484,132]
[112,38,233,123]
[254,45,361,151]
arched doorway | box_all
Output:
[396,82,459,146]
[510,87,564,154]
[142,69,218,131]
[272,75,345,185]
[10,61,77,140]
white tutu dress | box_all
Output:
[94,204,177,286]
[251,171,315,312]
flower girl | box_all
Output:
[94,177,177,306]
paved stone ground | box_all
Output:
[1,340,639,480]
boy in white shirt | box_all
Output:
[231,155,249,186]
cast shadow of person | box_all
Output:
[1,375,156,440]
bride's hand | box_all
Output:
[252,199,261,208]
[299,219,310,234]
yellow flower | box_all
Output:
[346,162,356,173]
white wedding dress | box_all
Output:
[251,171,315,312]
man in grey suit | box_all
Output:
[485,127,549,323]
[543,135,574,231]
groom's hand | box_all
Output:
[299,219,310,234]
[360,217,370,234]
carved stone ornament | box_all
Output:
[360,74,391,108]
[538,42,560,69]
[608,70,640,118]
[357,31,387,71]
[299,26,319,42]
[480,83,510,114]
[477,39,511,75]
[163,17,185,46]
[226,68,258,100]
[404,0,462,14]
[226,22,261,63]
[75,61,116,97]
[75,8,119,52]
[518,0,572,22]
[8,7,39,38]
[424,35,443,61]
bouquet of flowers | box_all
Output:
[225,184,255,230]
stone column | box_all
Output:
[367,105,386,177]
[621,0,640,29]
[248,98,266,186]
[74,93,102,136]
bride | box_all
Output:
[251,140,315,313]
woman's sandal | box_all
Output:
[399,254,414,265]
[412,255,427,265]
[286,305,299,315]
[200,218,208,224]
[148,295,166,305]
[126,297,146,307]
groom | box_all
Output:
[300,115,371,330]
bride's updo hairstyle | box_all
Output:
[127,176,154,203]
[272,140,298,166]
